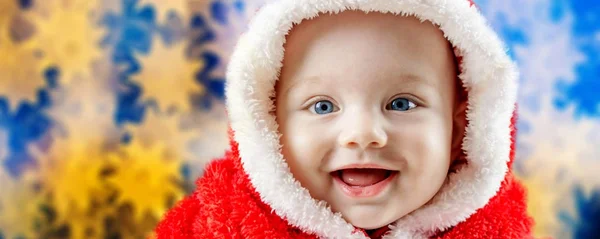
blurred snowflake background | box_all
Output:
[0,0,598,238]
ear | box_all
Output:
[451,98,468,162]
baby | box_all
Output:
[155,1,533,238]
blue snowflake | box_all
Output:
[191,1,249,110]
[0,67,57,177]
[100,0,157,57]
[210,0,245,26]
[101,0,241,122]
[187,12,232,110]
[192,51,225,110]
[101,0,158,125]
[559,185,600,239]
[551,0,600,119]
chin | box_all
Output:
[341,205,404,230]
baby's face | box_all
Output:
[276,11,459,229]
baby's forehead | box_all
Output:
[278,12,455,96]
[282,12,453,67]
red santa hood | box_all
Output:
[224,0,519,238]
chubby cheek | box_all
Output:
[279,115,334,199]
[282,116,333,167]
[393,118,452,194]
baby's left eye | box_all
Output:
[386,97,417,111]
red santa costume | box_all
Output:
[155,0,534,238]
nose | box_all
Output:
[337,112,388,149]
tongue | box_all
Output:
[340,169,389,187]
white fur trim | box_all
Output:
[225,0,518,238]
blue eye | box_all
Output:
[388,98,417,111]
[312,100,335,114]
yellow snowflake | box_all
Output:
[125,110,197,161]
[139,0,190,24]
[28,0,104,84]
[26,77,119,223]
[0,27,46,110]
[0,167,44,239]
[27,138,109,224]
[132,39,204,113]
[106,139,185,221]
[31,177,116,239]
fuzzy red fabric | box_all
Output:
[154,114,533,239]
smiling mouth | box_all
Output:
[331,168,398,197]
